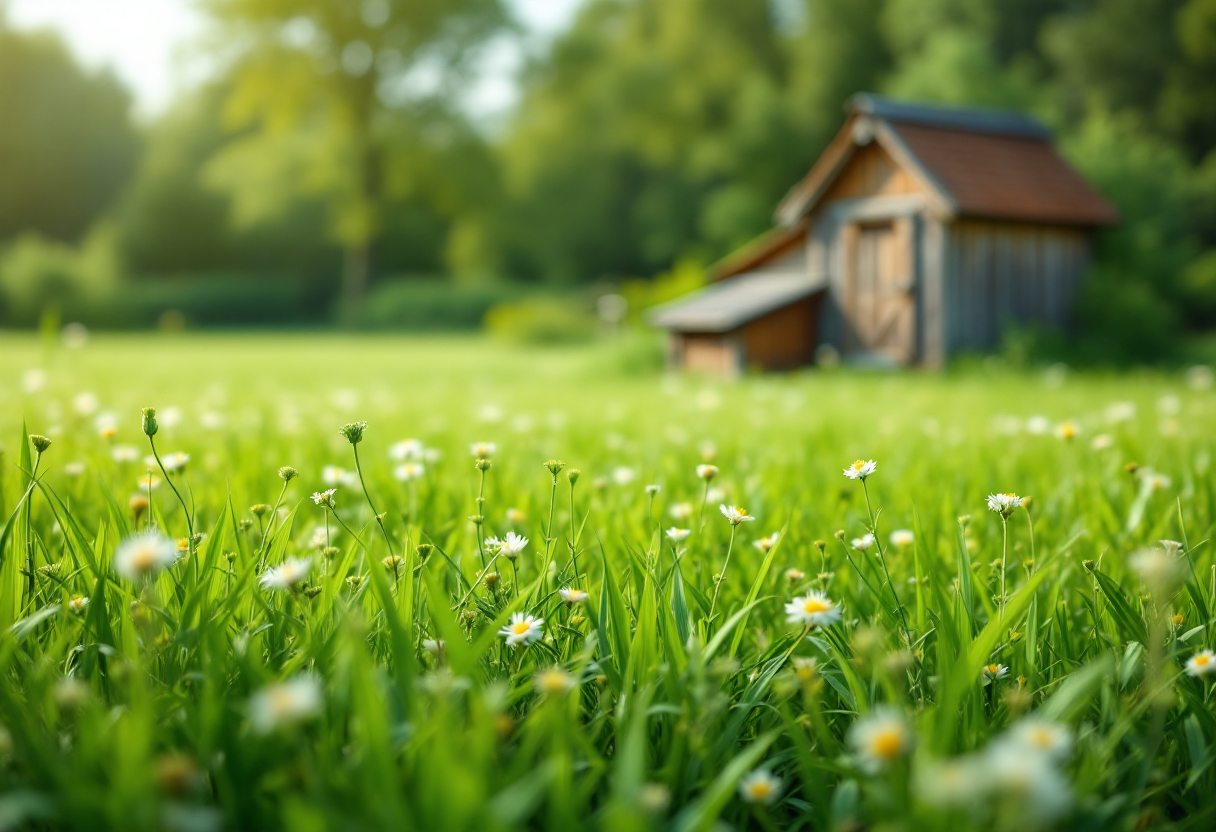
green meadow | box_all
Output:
[0,332,1214,831]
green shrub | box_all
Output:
[484,297,598,344]
[352,278,521,330]
[1075,267,1179,365]
[0,229,119,325]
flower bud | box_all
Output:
[29,434,52,454]
[141,407,158,437]
[475,458,492,471]
[567,468,581,484]
[813,539,826,552]
[339,421,367,445]
[544,459,566,476]
[416,543,434,560]
[250,504,271,518]
[278,466,298,482]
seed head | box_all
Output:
[141,407,158,437]
[469,514,484,526]
[813,539,826,552]
[544,459,566,477]
[567,468,581,484]
[416,543,434,560]
[1081,559,1095,571]
[278,466,299,482]
[484,572,500,588]
[475,458,492,471]
[303,585,323,599]
[339,421,367,445]
[250,504,271,518]
[645,484,660,497]
[237,519,253,532]
[321,546,340,559]
[29,434,52,454]
[833,530,845,540]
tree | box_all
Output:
[0,17,139,242]
[200,0,509,309]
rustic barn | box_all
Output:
[650,94,1119,372]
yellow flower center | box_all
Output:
[870,727,904,760]
[130,545,158,571]
[1196,655,1212,667]
[512,622,532,636]
[748,782,771,799]
[851,461,865,470]
[803,598,832,614]
[270,689,294,715]
[985,664,1001,674]
[1027,728,1053,747]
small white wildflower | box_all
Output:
[1025,416,1051,435]
[1090,433,1114,451]
[1185,649,1216,678]
[981,663,1009,686]
[784,568,805,582]
[696,464,718,481]
[986,493,1023,517]
[719,505,756,525]
[754,532,779,553]
[851,533,875,552]
[499,613,544,647]
[506,507,526,524]
[1053,421,1080,441]
[1000,719,1073,761]
[112,530,178,580]
[422,638,445,657]
[534,667,577,697]
[248,676,323,734]
[666,527,691,543]
[393,462,425,482]
[111,445,139,463]
[1129,547,1184,591]
[498,532,528,556]
[389,439,425,461]
[311,489,337,508]
[612,466,636,485]
[848,708,913,771]
[259,557,312,592]
[68,595,89,614]
[784,592,841,628]
[669,502,693,520]
[843,459,876,480]
[559,587,589,604]
[64,462,85,477]
[889,529,914,547]
[738,769,782,805]
[470,441,496,458]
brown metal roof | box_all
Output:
[776,94,1118,227]
[887,121,1119,226]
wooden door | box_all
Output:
[850,221,914,363]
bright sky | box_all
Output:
[5,0,585,120]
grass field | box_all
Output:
[1,332,1215,831]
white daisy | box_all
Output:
[986,493,1023,517]
[1186,649,1216,678]
[666,527,691,543]
[848,708,913,771]
[1158,539,1184,555]
[470,441,496,458]
[738,769,782,805]
[1000,719,1073,761]
[981,663,1009,685]
[111,445,139,463]
[498,532,528,556]
[612,466,636,485]
[1129,547,1184,590]
[112,530,178,580]
[506,507,526,524]
[161,452,190,472]
[784,568,805,582]
[393,462,425,482]
[248,676,323,734]
[982,743,1072,822]
[754,532,779,553]
[720,505,756,525]
[1090,433,1114,451]
[559,587,589,604]
[499,613,544,647]
[889,529,914,547]
[389,439,425,461]
[534,667,577,697]
[851,533,875,552]
[784,592,841,628]
[311,489,337,508]
[259,557,312,591]
[669,502,694,520]
[1053,421,1079,441]
[843,459,876,480]
[68,595,89,614]
[422,638,445,657]
[696,464,719,481]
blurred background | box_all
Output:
[1,0,1215,364]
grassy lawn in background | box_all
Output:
[0,331,1214,830]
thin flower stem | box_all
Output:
[707,523,737,623]
[568,480,580,586]
[860,479,910,639]
[24,452,42,607]
[352,444,394,555]
[149,436,196,579]
[256,479,290,568]
[1000,516,1008,623]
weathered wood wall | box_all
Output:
[942,220,1091,353]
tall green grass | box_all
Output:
[0,333,1213,831]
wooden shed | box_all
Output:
[651,94,1118,372]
